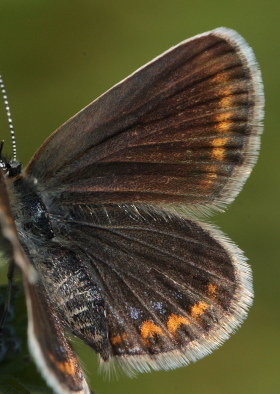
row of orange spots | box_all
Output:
[196,74,237,189]
[140,301,210,341]
[48,352,78,376]
[201,90,235,186]
[214,84,235,154]
[110,298,214,347]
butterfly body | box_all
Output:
[0,27,263,394]
[8,174,110,359]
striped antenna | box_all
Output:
[0,73,17,162]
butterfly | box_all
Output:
[0,27,264,394]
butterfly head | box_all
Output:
[0,141,21,178]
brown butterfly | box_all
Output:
[0,27,264,394]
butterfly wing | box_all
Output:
[0,169,36,282]
[25,279,91,394]
[49,203,252,374]
[26,27,263,213]
[0,170,90,394]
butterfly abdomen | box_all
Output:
[38,248,110,360]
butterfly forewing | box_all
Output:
[0,169,36,282]
[26,28,263,213]
[25,279,91,394]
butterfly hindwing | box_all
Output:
[47,203,252,374]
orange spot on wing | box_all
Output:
[167,314,190,334]
[219,95,234,109]
[212,147,225,161]
[111,333,128,345]
[211,137,230,161]
[217,120,233,132]
[213,73,230,84]
[212,137,230,147]
[200,166,219,189]
[141,321,165,340]
[191,301,210,320]
[49,352,78,376]
[208,172,218,179]
[215,107,234,130]
[208,283,218,300]
[111,335,122,345]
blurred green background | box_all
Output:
[0,1,279,394]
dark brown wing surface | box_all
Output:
[50,203,252,374]
[26,28,263,212]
